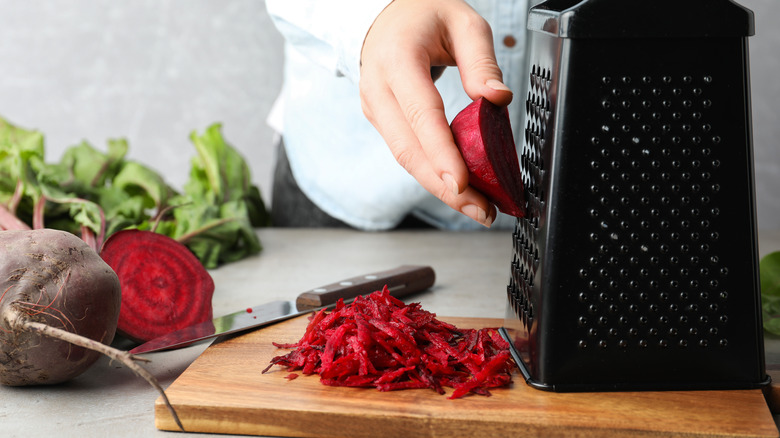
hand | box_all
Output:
[359,0,513,227]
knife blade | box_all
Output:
[129,264,435,354]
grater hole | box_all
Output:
[511,63,556,330]
[520,69,737,355]
[572,72,731,353]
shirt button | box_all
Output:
[503,35,517,48]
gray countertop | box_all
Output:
[2,227,778,437]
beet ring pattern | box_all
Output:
[100,229,215,343]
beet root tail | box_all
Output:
[16,318,185,431]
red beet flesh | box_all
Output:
[451,97,525,217]
[264,287,514,399]
[100,229,214,343]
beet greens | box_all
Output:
[0,116,269,268]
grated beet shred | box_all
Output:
[263,286,514,399]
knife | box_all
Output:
[129,265,435,354]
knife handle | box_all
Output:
[295,265,436,311]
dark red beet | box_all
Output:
[100,229,214,343]
[451,97,525,217]
[0,229,121,385]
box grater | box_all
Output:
[501,0,770,391]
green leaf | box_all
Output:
[760,251,780,335]
[68,200,104,234]
[187,123,253,203]
[57,138,127,189]
[188,123,228,200]
[0,116,46,206]
[99,189,151,233]
[0,116,45,166]
[37,182,104,236]
[164,123,267,267]
[112,160,174,211]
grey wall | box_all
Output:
[744,0,780,231]
[0,0,284,203]
[0,0,778,229]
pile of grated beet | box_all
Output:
[263,286,514,399]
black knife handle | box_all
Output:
[295,265,435,311]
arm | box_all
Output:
[265,0,392,82]
[359,0,513,227]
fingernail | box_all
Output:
[461,204,490,227]
[486,79,511,92]
[484,211,494,228]
[442,173,459,196]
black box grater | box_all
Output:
[500,0,770,391]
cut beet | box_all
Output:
[450,97,525,217]
[99,229,215,343]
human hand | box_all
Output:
[359,0,513,227]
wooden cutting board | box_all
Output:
[155,315,777,437]
[765,368,780,413]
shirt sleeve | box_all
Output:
[265,0,393,83]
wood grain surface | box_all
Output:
[156,315,777,437]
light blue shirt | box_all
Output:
[266,0,530,230]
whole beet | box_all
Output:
[0,229,121,386]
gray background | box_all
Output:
[1,0,778,229]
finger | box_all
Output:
[360,82,496,227]
[385,56,471,194]
[360,81,427,180]
[361,78,455,197]
[447,13,513,107]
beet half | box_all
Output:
[99,229,215,343]
[450,97,525,218]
